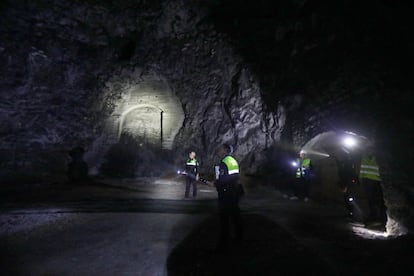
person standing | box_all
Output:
[336,155,358,220]
[67,146,89,183]
[184,151,199,198]
[359,148,387,229]
[214,144,243,253]
[291,150,312,202]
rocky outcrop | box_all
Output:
[0,0,284,180]
[209,0,414,229]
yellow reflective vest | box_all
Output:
[222,156,240,175]
[359,155,381,181]
[296,158,311,178]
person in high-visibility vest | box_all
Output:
[184,151,199,198]
[359,149,387,228]
[291,150,313,202]
[214,143,244,253]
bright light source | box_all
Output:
[177,170,181,174]
[348,197,354,202]
[291,161,298,167]
[343,136,357,148]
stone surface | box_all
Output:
[0,0,283,180]
[0,0,413,229]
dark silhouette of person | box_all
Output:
[67,146,89,183]
[214,143,244,253]
[336,155,358,220]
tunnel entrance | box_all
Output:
[120,104,164,147]
[85,77,185,176]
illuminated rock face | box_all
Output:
[118,81,184,149]
[85,78,184,172]
[121,105,162,144]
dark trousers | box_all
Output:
[217,204,243,250]
[303,178,310,198]
[361,178,387,224]
[294,177,310,198]
[185,177,197,197]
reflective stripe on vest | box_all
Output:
[359,156,381,181]
[222,156,239,175]
[186,159,197,166]
[296,158,310,178]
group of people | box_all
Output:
[286,147,387,229]
[182,142,387,252]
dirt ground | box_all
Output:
[0,176,413,275]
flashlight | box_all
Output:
[343,136,357,148]
[348,197,354,202]
[215,165,220,180]
[177,170,181,174]
[291,161,298,167]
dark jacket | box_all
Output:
[215,160,243,205]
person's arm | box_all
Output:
[214,162,228,190]
[184,159,188,174]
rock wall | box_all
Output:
[0,0,284,181]
[209,0,414,229]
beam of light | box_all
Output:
[351,216,407,240]
[349,200,363,219]
[347,199,399,240]
[352,225,390,239]
[300,148,330,158]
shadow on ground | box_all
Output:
[168,211,414,276]
[167,213,331,276]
